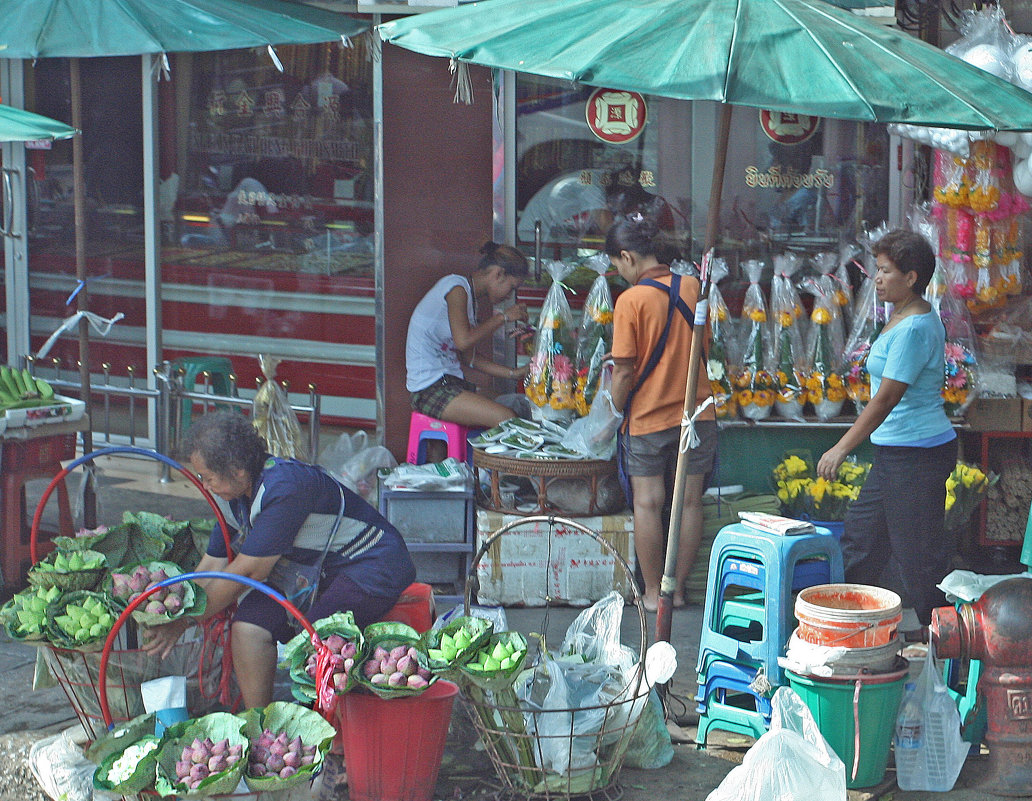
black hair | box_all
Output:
[605,214,662,258]
[476,241,529,277]
[179,410,267,481]
[873,229,936,294]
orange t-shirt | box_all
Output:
[612,267,713,436]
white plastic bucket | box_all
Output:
[795,583,902,649]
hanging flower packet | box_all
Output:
[525,260,578,420]
[833,242,860,333]
[706,258,737,419]
[574,254,614,416]
[733,259,775,420]
[770,253,807,422]
[804,282,847,421]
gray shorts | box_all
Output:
[624,421,718,478]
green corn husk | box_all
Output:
[353,621,433,699]
[419,615,493,678]
[153,712,248,798]
[241,701,336,792]
[27,549,108,591]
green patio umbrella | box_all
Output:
[381,0,1032,642]
[0,104,77,142]
[0,0,368,524]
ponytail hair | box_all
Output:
[477,241,529,277]
[604,214,666,258]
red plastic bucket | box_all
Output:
[337,680,459,801]
[795,583,902,648]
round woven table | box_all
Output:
[472,448,617,516]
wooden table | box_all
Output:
[472,448,617,517]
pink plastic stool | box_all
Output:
[406,411,471,464]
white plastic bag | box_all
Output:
[381,458,471,491]
[706,687,847,801]
[29,726,100,801]
[563,364,622,459]
[894,643,971,791]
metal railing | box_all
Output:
[26,357,322,482]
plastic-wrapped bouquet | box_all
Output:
[706,258,738,419]
[525,260,578,420]
[574,254,614,416]
[733,259,775,420]
[802,283,847,421]
[771,253,807,421]
[841,237,886,413]
[944,461,998,531]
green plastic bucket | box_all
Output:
[786,663,908,789]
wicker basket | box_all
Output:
[461,515,650,801]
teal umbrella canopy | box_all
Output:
[0,104,76,142]
[0,0,368,58]
[379,0,1032,131]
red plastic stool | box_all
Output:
[406,412,470,465]
[2,433,76,589]
[379,582,436,634]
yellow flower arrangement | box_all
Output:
[944,461,998,531]
[771,451,870,521]
[746,307,768,323]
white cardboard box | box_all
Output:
[474,510,635,607]
[4,394,86,429]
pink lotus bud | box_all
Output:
[211,738,228,756]
[396,655,417,676]
[208,755,227,774]
[267,755,285,773]
[343,657,354,673]
[110,574,131,597]
[280,766,297,779]
[190,745,207,764]
[128,574,148,594]
[145,600,166,615]
[289,736,303,753]
[381,658,398,675]
[340,642,357,659]
[363,660,379,679]
[275,732,289,746]
[269,741,286,758]
[390,644,409,662]
[327,654,345,670]
[163,595,183,614]
[250,763,268,777]
[283,751,300,769]
[250,745,269,763]
[229,744,242,757]
[133,565,151,580]
[150,568,169,584]
[301,754,316,766]
[408,646,420,662]
[189,763,209,781]
[225,754,240,767]
[373,646,389,662]
[387,672,406,687]
[371,673,387,685]
[175,760,191,777]
[417,666,432,680]
[407,674,429,689]
[332,673,348,690]
[324,634,346,653]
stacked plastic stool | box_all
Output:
[173,356,235,427]
[696,521,843,746]
[406,411,473,465]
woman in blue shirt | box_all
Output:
[818,230,956,626]
[143,411,415,708]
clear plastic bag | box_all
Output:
[563,364,621,460]
[771,253,807,422]
[734,259,775,420]
[575,253,615,413]
[706,258,738,420]
[894,643,971,791]
[525,260,578,419]
[802,280,846,421]
[706,687,847,801]
[252,354,307,460]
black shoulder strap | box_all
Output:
[622,274,692,429]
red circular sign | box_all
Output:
[760,110,820,145]
[585,88,648,144]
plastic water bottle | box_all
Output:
[894,681,924,788]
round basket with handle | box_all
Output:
[28,446,235,742]
[462,515,650,801]
[95,571,334,800]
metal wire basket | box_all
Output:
[462,515,650,801]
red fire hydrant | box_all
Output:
[930,576,1032,797]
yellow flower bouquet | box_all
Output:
[771,254,807,421]
[944,461,998,531]
[707,258,737,419]
[735,259,774,420]
[771,451,870,522]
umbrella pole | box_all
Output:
[655,102,732,644]
[70,58,97,528]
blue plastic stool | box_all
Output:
[695,659,774,717]
[174,356,235,426]
[697,523,844,686]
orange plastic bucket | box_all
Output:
[794,583,902,648]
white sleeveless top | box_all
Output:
[405,274,475,392]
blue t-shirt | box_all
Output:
[867,312,954,446]
[207,457,415,598]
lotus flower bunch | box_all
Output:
[363,644,432,690]
[304,633,358,691]
[174,737,242,791]
[110,565,184,616]
[52,595,115,643]
[5,585,62,637]
[38,550,105,573]
[247,729,316,779]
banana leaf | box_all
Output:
[27,548,108,591]
[153,712,248,798]
[419,615,493,678]
[44,589,121,650]
[240,701,335,792]
[93,733,161,795]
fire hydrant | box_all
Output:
[930,576,1032,797]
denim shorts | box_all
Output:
[623,421,718,477]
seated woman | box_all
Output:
[405,241,530,429]
[143,410,415,709]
